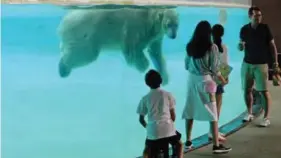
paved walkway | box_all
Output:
[185,83,281,158]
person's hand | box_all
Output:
[271,63,280,86]
[272,74,281,86]
[225,77,229,84]
[220,78,228,86]
[238,42,245,51]
[217,75,228,86]
[273,62,280,74]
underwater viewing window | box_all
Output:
[1,0,252,158]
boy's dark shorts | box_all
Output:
[145,130,181,147]
[216,84,225,94]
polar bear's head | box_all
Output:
[159,9,179,39]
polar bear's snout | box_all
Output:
[166,23,178,39]
[162,10,179,39]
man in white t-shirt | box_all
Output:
[137,69,183,158]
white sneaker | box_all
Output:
[219,132,225,137]
[184,141,193,150]
[243,114,254,122]
[259,118,270,127]
[213,144,232,154]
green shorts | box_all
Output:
[241,62,269,91]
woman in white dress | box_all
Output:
[182,21,231,154]
[207,24,229,140]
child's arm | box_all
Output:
[210,44,227,85]
[136,98,147,128]
[170,109,176,122]
[223,44,229,65]
[168,93,176,122]
[139,115,147,128]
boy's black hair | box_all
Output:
[145,69,162,89]
[248,6,261,16]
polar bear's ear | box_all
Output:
[157,12,164,22]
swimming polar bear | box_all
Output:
[58,8,179,85]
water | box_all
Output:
[1,4,248,158]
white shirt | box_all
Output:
[136,88,176,140]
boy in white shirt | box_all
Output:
[137,69,183,158]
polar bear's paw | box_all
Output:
[134,55,149,73]
[59,59,71,78]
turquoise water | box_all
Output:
[1,4,248,158]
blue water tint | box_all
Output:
[1,4,248,158]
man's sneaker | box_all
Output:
[259,118,270,127]
[243,113,254,122]
[213,144,232,154]
[184,141,193,150]
[208,132,226,142]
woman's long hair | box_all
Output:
[186,20,212,59]
[212,24,224,53]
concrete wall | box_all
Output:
[252,0,281,53]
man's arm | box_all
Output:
[238,26,246,51]
[269,40,278,65]
[266,25,279,68]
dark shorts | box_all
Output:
[216,84,225,94]
[145,130,181,147]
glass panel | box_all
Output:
[1,1,250,158]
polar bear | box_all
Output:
[57,8,179,85]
